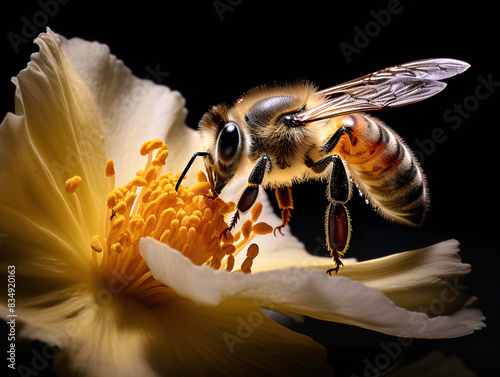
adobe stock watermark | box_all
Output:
[8,0,71,53]
[350,276,468,377]
[412,73,499,165]
[222,299,273,353]
[212,0,244,22]
[339,0,411,63]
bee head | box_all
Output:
[198,104,245,197]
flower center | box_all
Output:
[65,139,272,306]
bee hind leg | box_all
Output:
[325,156,352,274]
[325,202,350,274]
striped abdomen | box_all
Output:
[339,113,428,226]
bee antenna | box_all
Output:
[175,152,210,192]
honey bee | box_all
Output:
[176,59,470,274]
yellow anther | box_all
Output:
[143,201,159,219]
[169,219,180,237]
[142,188,153,203]
[152,150,169,166]
[148,139,164,152]
[251,203,263,222]
[105,159,115,177]
[252,222,273,235]
[188,215,202,228]
[140,139,163,155]
[177,226,188,246]
[112,215,125,230]
[232,231,241,243]
[144,166,156,183]
[161,208,176,227]
[211,258,221,270]
[65,176,82,194]
[241,258,253,274]
[176,210,187,222]
[90,235,103,253]
[131,176,148,187]
[113,201,127,215]
[159,229,170,244]
[192,210,203,219]
[112,188,124,200]
[155,143,167,155]
[129,214,145,232]
[187,227,197,246]
[203,208,213,221]
[125,192,137,210]
[140,141,150,156]
[107,193,118,208]
[241,220,253,239]
[225,255,235,272]
[222,244,236,255]
[197,170,208,183]
[246,243,259,259]
[156,192,170,208]
[190,182,211,196]
[142,215,157,237]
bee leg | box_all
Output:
[221,155,272,238]
[274,186,293,236]
[324,126,345,154]
[325,155,352,274]
[325,203,349,275]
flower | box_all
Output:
[0,29,485,377]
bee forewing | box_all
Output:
[297,58,470,122]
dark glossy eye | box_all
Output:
[217,122,241,161]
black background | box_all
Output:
[1,1,499,376]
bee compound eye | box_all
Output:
[217,122,241,161]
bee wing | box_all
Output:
[296,58,470,122]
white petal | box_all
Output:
[140,238,480,339]
[56,30,202,185]
[339,239,486,330]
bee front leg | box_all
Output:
[222,155,272,238]
[274,186,293,236]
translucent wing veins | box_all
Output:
[297,58,470,122]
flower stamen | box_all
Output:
[65,176,90,242]
[66,139,273,306]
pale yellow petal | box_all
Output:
[57,33,202,186]
[339,239,485,329]
[0,114,91,277]
[2,284,331,376]
[13,29,107,235]
[141,237,484,339]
